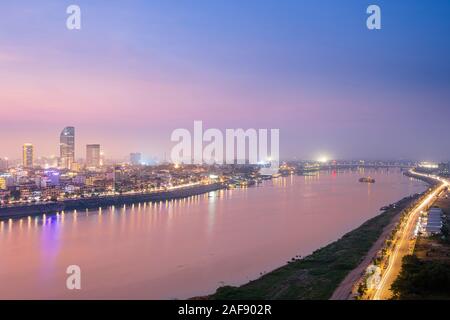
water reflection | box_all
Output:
[0,169,427,299]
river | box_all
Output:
[0,168,427,299]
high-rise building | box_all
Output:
[0,174,13,190]
[60,127,75,169]
[0,158,8,171]
[22,143,34,168]
[0,175,7,190]
[439,162,450,176]
[130,153,142,165]
[86,144,101,168]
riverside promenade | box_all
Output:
[0,182,224,219]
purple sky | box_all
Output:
[1,0,450,161]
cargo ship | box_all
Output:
[359,177,376,183]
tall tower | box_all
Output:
[60,127,75,169]
[23,143,34,168]
[86,144,101,168]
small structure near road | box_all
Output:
[365,265,382,290]
[424,207,444,236]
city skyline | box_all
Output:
[1,1,450,159]
[1,123,449,164]
[1,124,449,164]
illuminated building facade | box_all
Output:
[0,176,6,190]
[130,153,142,165]
[60,126,75,169]
[86,144,101,168]
[439,162,450,176]
[22,143,34,168]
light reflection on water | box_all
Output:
[0,169,427,299]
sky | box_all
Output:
[1,0,450,161]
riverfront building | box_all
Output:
[425,208,443,236]
[439,162,450,176]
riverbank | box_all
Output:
[0,183,224,220]
[206,193,422,300]
[202,171,432,300]
[334,170,440,299]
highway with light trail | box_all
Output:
[372,171,449,300]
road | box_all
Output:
[371,171,449,300]
[330,208,403,300]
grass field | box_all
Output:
[210,197,415,300]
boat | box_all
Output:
[359,177,376,183]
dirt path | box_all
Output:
[330,211,402,300]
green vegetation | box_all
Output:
[391,255,450,300]
[211,203,411,300]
